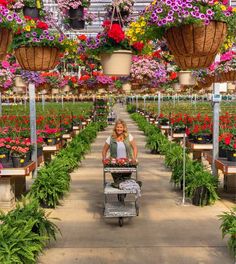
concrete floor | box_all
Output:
[39,105,235,264]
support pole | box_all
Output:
[41,94,45,111]
[212,83,220,176]
[143,96,146,111]
[29,83,37,178]
[136,95,138,110]
[158,92,161,117]
[182,133,186,204]
[61,94,64,108]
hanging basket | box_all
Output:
[178,71,195,85]
[51,88,59,94]
[23,7,39,18]
[215,71,236,83]
[68,7,85,30]
[62,85,71,93]
[0,28,12,61]
[13,87,26,94]
[165,21,227,70]
[100,50,132,76]
[15,46,61,71]
[122,83,131,94]
[15,75,27,87]
[197,76,215,88]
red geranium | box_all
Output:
[107,24,125,43]
[0,0,8,7]
[37,21,49,30]
[170,72,177,80]
[132,42,144,52]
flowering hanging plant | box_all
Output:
[142,0,236,41]
[0,4,23,31]
[12,0,46,18]
[11,18,66,51]
[86,20,140,56]
[57,0,90,13]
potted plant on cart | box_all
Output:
[11,18,65,71]
[142,0,236,70]
[0,138,11,165]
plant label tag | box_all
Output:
[48,139,52,143]
[233,153,236,157]
[212,94,221,103]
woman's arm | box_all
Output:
[130,139,138,160]
[102,143,110,160]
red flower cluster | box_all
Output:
[132,42,144,52]
[37,21,49,30]
[170,72,177,80]
[107,24,125,43]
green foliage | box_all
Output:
[127,105,136,114]
[219,207,236,258]
[131,111,219,206]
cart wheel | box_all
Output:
[119,217,123,227]
[136,206,139,216]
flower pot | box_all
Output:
[43,138,57,146]
[51,88,59,94]
[13,87,26,94]
[15,75,26,87]
[193,134,212,144]
[0,28,12,61]
[178,71,195,86]
[63,85,71,93]
[122,83,131,94]
[100,50,132,76]
[11,156,26,168]
[15,46,60,71]
[23,7,39,18]
[69,19,85,30]
[37,146,43,157]
[0,152,9,165]
[226,150,236,162]
[165,21,227,70]
[39,89,47,95]
[219,147,227,158]
[25,151,31,162]
[192,186,210,206]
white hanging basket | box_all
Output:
[15,75,26,87]
[122,83,131,94]
[13,86,25,94]
[178,71,195,85]
[63,85,71,93]
[100,50,132,76]
[51,88,59,94]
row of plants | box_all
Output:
[129,108,235,258]
[130,112,219,206]
[0,119,107,263]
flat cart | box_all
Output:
[103,166,139,227]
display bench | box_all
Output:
[43,144,61,163]
[203,152,236,193]
[73,125,81,135]
[0,162,36,208]
[159,125,170,136]
[187,140,213,160]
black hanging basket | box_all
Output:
[69,19,85,30]
[219,147,227,158]
[23,7,39,18]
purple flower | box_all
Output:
[172,6,179,11]
[25,33,31,38]
[186,3,192,8]
[32,37,38,42]
[206,9,213,16]
[6,15,13,21]
[156,8,163,13]
[157,21,163,26]
[204,19,210,25]
[49,36,55,41]
[168,10,174,16]
[31,32,37,37]
[16,19,23,24]
[193,6,199,11]
[195,12,200,18]
[200,14,206,20]
[166,16,173,21]
[39,35,44,40]
[166,0,172,5]
[181,3,186,8]
[43,30,49,35]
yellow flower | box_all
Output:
[24,25,31,31]
[220,5,226,11]
[233,7,236,12]
[152,0,157,5]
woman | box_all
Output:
[102,119,138,187]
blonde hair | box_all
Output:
[112,119,128,139]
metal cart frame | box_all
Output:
[103,166,139,227]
